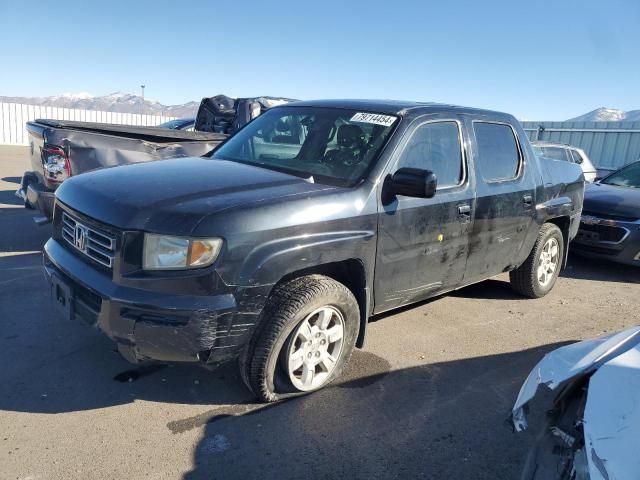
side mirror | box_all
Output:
[388,167,437,199]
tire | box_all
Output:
[510,223,564,299]
[239,275,359,402]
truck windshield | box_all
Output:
[212,107,398,186]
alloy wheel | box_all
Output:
[286,306,345,391]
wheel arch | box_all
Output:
[270,259,370,348]
[545,216,571,269]
[536,195,576,270]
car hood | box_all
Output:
[512,326,640,480]
[55,157,339,234]
[583,182,640,219]
[512,325,640,431]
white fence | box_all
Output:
[0,102,176,145]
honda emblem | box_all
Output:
[74,224,88,252]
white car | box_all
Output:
[512,326,640,480]
[532,142,598,182]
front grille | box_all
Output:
[572,244,618,256]
[578,223,628,243]
[62,212,116,268]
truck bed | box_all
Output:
[20,120,228,220]
[34,119,226,143]
[27,119,227,180]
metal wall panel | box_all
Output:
[522,121,640,171]
[0,103,176,145]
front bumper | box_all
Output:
[43,238,261,364]
[572,216,640,266]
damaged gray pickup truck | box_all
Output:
[17,95,292,220]
[43,100,585,401]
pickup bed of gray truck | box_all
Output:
[17,119,227,220]
[17,95,295,221]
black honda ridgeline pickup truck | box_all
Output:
[44,100,584,401]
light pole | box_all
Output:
[140,84,145,115]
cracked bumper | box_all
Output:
[43,238,260,364]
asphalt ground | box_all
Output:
[1,145,638,479]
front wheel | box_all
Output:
[240,275,359,402]
[510,223,564,298]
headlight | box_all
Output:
[143,234,223,270]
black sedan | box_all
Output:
[573,160,640,265]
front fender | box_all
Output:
[234,230,375,287]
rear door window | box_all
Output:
[473,122,521,182]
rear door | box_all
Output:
[374,116,474,313]
[463,119,537,284]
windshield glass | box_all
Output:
[601,161,640,188]
[212,107,398,186]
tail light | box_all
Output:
[42,144,71,184]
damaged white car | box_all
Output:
[512,326,640,480]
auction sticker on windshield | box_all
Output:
[350,112,397,127]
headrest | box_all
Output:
[337,124,364,148]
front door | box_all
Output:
[374,117,475,313]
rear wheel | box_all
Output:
[240,275,359,402]
[510,223,564,298]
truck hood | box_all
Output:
[55,157,339,234]
[583,182,640,219]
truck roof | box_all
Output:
[283,99,510,119]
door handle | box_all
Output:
[458,204,471,215]
[523,194,533,208]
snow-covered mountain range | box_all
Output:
[0,92,199,118]
[566,108,640,122]
[0,93,638,122]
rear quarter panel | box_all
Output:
[535,156,585,248]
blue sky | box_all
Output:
[1,0,638,120]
